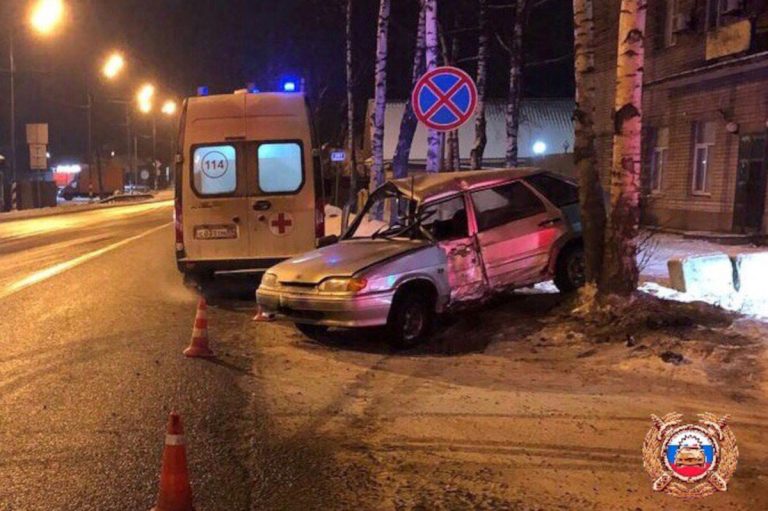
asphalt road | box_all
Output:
[0,201,255,510]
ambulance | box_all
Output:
[174,91,325,285]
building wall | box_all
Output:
[594,0,768,233]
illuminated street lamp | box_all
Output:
[136,83,155,113]
[29,0,66,35]
[7,0,66,182]
[102,52,125,80]
[161,100,177,116]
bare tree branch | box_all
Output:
[525,54,571,66]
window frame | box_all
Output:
[254,139,306,196]
[189,142,241,198]
[664,0,678,47]
[692,122,715,196]
[650,127,669,195]
[419,193,471,242]
[469,179,547,233]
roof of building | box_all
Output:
[373,98,575,161]
[389,167,542,202]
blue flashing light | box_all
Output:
[197,86,209,97]
[283,81,297,92]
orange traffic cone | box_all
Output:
[151,412,194,511]
[184,298,215,358]
[252,304,275,322]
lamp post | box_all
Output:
[6,0,65,185]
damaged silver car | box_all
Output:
[256,168,584,348]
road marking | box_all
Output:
[0,222,171,301]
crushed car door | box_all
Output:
[421,195,487,302]
[470,180,555,289]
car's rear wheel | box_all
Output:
[295,323,329,340]
[386,290,434,350]
[554,245,586,293]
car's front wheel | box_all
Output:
[554,245,586,293]
[386,290,434,350]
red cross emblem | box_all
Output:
[269,212,293,236]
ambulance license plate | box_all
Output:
[194,224,238,240]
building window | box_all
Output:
[665,0,678,47]
[651,127,669,194]
[692,121,716,194]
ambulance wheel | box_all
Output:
[296,323,329,340]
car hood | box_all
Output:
[269,239,431,284]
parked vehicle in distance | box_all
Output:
[60,161,125,200]
[256,168,584,348]
[174,91,324,286]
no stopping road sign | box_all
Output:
[412,66,478,132]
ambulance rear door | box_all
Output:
[182,94,251,262]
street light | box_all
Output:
[102,52,125,80]
[6,0,66,187]
[29,0,66,35]
[161,100,177,116]
[137,83,155,113]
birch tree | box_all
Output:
[346,0,359,211]
[392,2,426,180]
[470,0,489,170]
[504,0,526,168]
[424,0,442,172]
[601,0,647,295]
[370,0,391,220]
[573,0,605,287]
[447,21,461,171]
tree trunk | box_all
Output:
[370,0,391,220]
[470,0,489,170]
[449,24,461,171]
[346,0,359,212]
[424,0,442,173]
[601,0,647,296]
[439,19,460,172]
[573,0,605,285]
[505,0,525,168]
[392,2,426,180]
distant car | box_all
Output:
[256,168,584,348]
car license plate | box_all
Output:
[193,224,238,240]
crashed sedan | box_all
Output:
[256,168,584,348]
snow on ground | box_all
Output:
[324,204,386,238]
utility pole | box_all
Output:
[8,30,17,182]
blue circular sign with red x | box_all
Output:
[412,66,478,132]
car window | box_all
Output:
[471,182,546,232]
[525,173,579,207]
[258,142,303,193]
[192,144,237,195]
[421,196,468,241]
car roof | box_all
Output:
[389,167,544,202]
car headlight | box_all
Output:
[261,272,278,288]
[318,277,368,293]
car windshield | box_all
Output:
[344,184,431,240]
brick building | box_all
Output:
[594,0,768,234]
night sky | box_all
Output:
[0,0,573,167]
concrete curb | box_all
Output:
[0,192,173,223]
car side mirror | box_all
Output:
[317,234,339,248]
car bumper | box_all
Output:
[256,287,394,328]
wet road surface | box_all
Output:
[0,202,253,510]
